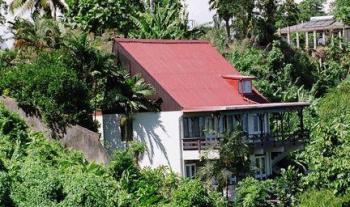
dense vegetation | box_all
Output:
[1,0,350,206]
[0,105,224,206]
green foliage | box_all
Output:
[9,0,68,19]
[234,177,275,207]
[234,167,303,207]
[0,105,223,206]
[0,52,94,130]
[170,179,224,207]
[198,129,250,199]
[130,0,188,39]
[9,18,64,57]
[66,0,144,36]
[0,0,6,26]
[333,0,350,24]
[229,40,315,102]
[201,28,229,54]
[300,81,350,194]
[297,189,350,207]
[298,0,325,22]
[275,0,300,28]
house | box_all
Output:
[278,16,350,49]
[95,38,309,180]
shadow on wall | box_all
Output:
[134,113,171,168]
[103,114,126,155]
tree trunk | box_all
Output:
[225,18,231,42]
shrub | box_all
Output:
[298,189,350,207]
[0,52,95,131]
[234,177,275,207]
[171,179,225,207]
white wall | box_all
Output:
[133,111,183,174]
[101,114,126,155]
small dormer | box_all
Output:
[222,75,256,95]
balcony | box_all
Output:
[182,131,309,151]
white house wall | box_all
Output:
[133,111,183,174]
[101,114,125,155]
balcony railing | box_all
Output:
[182,131,309,151]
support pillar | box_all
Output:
[296,32,300,48]
[331,31,334,45]
[305,32,309,49]
[322,31,326,45]
[287,32,291,45]
[313,30,317,49]
[339,30,343,48]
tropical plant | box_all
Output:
[275,0,300,28]
[198,129,250,199]
[299,80,350,194]
[9,0,68,19]
[10,18,63,53]
[0,106,224,206]
[0,51,95,131]
[333,0,350,25]
[0,0,6,26]
[130,0,188,39]
[66,0,144,36]
[297,189,350,207]
[103,72,160,141]
[209,0,236,41]
[298,0,325,22]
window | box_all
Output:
[253,115,260,133]
[240,80,252,94]
[255,155,267,179]
[183,117,190,138]
[191,117,200,137]
[224,115,236,132]
[185,163,196,178]
[183,117,206,138]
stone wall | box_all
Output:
[0,96,108,164]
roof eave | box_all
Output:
[183,102,310,113]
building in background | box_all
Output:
[95,38,309,182]
[278,16,350,49]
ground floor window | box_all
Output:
[185,163,196,178]
[255,155,267,179]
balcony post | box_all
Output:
[298,109,304,133]
[259,113,264,141]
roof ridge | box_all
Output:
[115,38,209,44]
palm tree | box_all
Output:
[9,0,68,19]
[131,0,187,39]
[103,72,160,142]
[9,18,63,56]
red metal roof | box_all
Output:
[114,38,268,111]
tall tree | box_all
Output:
[209,0,235,41]
[298,0,325,21]
[276,0,300,28]
[9,18,63,52]
[255,0,278,46]
[66,0,144,36]
[0,0,6,44]
[9,0,68,20]
[131,0,188,39]
[333,0,350,25]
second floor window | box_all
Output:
[183,117,205,138]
